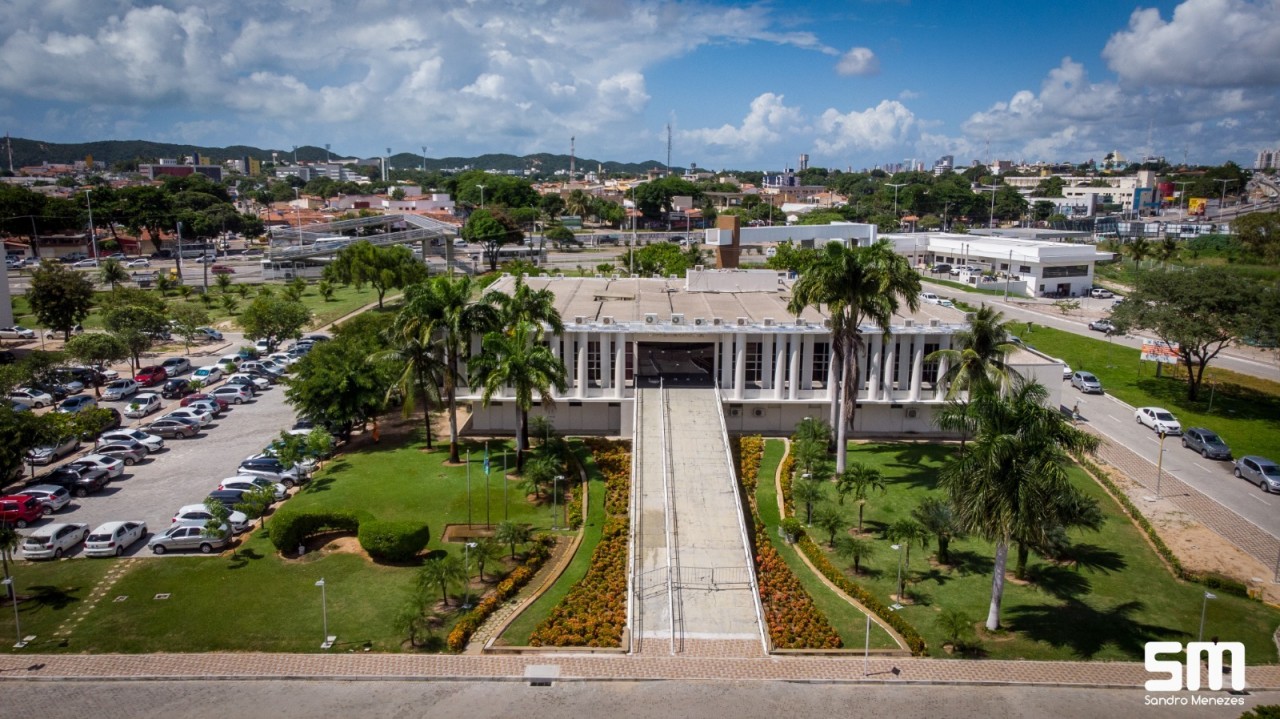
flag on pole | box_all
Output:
[483,442,490,475]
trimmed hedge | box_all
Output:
[358,520,432,562]
[269,508,364,552]
[447,535,554,652]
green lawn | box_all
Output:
[805,442,1280,662]
[1011,322,1280,461]
[919,275,1009,296]
[0,558,115,651]
[755,439,899,650]
[499,443,607,644]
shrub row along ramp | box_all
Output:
[630,386,766,656]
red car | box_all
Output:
[210,265,235,275]
[0,494,44,529]
[134,365,168,386]
[182,392,229,411]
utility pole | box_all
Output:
[569,136,575,184]
[292,145,298,164]
[84,188,99,259]
[176,221,184,281]
[665,124,672,176]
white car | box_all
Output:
[165,407,212,427]
[125,258,151,268]
[102,379,140,400]
[99,429,165,453]
[267,352,297,367]
[172,504,249,534]
[218,354,243,369]
[1090,288,1114,299]
[1135,407,1182,436]
[124,392,162,418]
[228,373,270,391]
[920,292,943,305]
[192,365,223,384]
[160,357,192,376]
[83,521,148,557]
[72,259,99,268]
[217,476,288,502]
[68,454,125,480]
[209,384,252,404]
[20,523,89,560]
[10,388,54,408]
[0,325,36,339]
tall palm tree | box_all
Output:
[565,190,592,219]
[911,497,965,565]
[402,275,500,464]
[418,555,467,607]
[485,275,566,335]
[494,520,531,559]
[835,462,884,532]
[372,314,446,449]
[98,259,129,290]
[1157,236,1180,267]
[788,240,921,473]
[1127,236,1153,271]
[927,304,1020,399]
[937,380,1099,630]
[469,322,568,471]
[934,398,979,456]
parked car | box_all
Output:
[20,485,71,515]
[99,428,164,453]
[63,366,106,387]
[56,394,98,414]
[1088,319,1116,333]
[218,354,244,369]
[1051,359,1072,379]
[124,393,162,418]
[300,334,330,344]
[141,418,198,439]
[210,264,235,275]
[182,392,229,411]
[160,357,192,376]
[21,523,89,560]
[84,521,148,557]
[227,373,269,392]
[929,263,952,274]
[192,365,223,384]
[205,489,248,510]
[26,436,80,465]
[1135,407,1182,435]
[67,454,125,480]
[920,292,943,305]
[72,259,99,268]
[1090,288,1114,299]
[148,523,230,554]
[238,456,302,487]
[1070,371,1103,394]
[10,387,54,408]
[1181,428,1232,460]
[1234,456,1280,493]
[0,494,45,528]
[165,407,212,427]
[209,384,252,404]
[161,378,193,399]
[54,378,86,395]
[254,338,272,354]
[37,464,110,497]
[195,327,223,341]
[0,325,36,339]
[218,476,288,502]
[30,381,69,401]
[134,365,168,386]
[172,504,249,533]
[185,398,223,418]
[102,379,140,400]
[267,352,297,368]
[93,441,149,466]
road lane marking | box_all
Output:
[1253,495,1273,506]
[1108,415,1121,423]
[1193,462,1210,473]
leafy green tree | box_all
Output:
[927,304,1019,399]
[833,535,873,575]
[98,259,129,290]
[200,497,232,551]
[103,304,168,371]
[169,302,211,355]
[236,296,311,350]
[1033,176,1065,197]
[28,262,95,340]
[322,240,425,309]
[371,312,446,449]
[63,333,127,396]
[633,176,700,221]
[544,224,575,248]
[791,438,831,483]
[1233,210,1280,261]
[494,520,531,559]
[237,486,276,530]
[835,463,884,534]
[620,242,695,277]
[789,240,921,473]
[462,209,525,272]
[812,503,848,546]
[1156,236,1180,266]
[912,497,964,564]
[418,554,466,606]
[469,322,567,471]
[284,331,392,440]
[153,274,176,296]
[317,279,335,301]
[938,380,1098,630]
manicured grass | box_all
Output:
[807,442,1280,662]
[919,275,1009,296]
[0,558,115,652]
[755,439,899,650]
[1010,322,1280,461]
[500,443,607,644]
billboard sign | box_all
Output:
[1187,197,1207,216]
[1141,340,1180,364]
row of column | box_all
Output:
[554,331,627,399]
[864,333,952,401]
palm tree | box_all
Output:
[1127,236,1153,271]
[886,518,929,582]
[372,315,446,449]
[402,275,500,464]
[473,538,505,581]
[791,438,831,482]
[98,259,129,290]
[564,190,592,219]
[485,275,566,335]
[792,477,824,525]
[154,273,175,296]
[937,380,1099,630]
[812,504,848,546]
[418,555,467,607]
[791,416,832,447]
[836,462,884,532]
[911,497,965,565]
[788,240,921,473]
[469,322,568,471]
[833,535,874,575]
[1157,236,1180,266]
[1012,488,1104,579]
[935,398,979,456]
[927,304,1020,399]
[494,520,531,559]
[215,272,234,293]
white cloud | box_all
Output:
[1103,0,1280,88]
[814,100,916,154]
[681,93,804,157]
[836,47,879,76]
[898,89,920,100]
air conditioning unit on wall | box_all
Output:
[671,313,685,325]
[763,318,775,327]
[752,407,765,417]
[602,316,615,325]
[693,317,707,327]
[736,317,749,326]
[905,408,919,419]
[712,318,724,326]
[644,313,658,325]
[730,407,742,417]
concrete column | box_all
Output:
[734,332,746,400]
[801,333,815,389]
[561,334,574,399]
[909,333,925,402]
[601,332,612,392]
[761,333,774,391]
[719,333,732,389]
[614,332,627,398]
[934,334,951,401]
[788,332,801,400]
[576,331,588,398]
[867,333,882,401]
[773,335,787,400]
[882,336,896,400]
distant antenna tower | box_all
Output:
[324,143,331,163]
[985,136,991,170]
[421,145,428,172]
[666,124,672,176]
[5,133,12,174]
[569,136,575,182]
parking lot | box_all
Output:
[12,353,300,559]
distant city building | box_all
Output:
[274,163,361,182]
[138,164,223,182]
[932,155,954,175]
[1256,147,1279,170]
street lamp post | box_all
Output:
[462,542,478,609]
[890,543,904,609]
[1003,249,1014,300]
[2,575,31,648]
[1198,591,1217,642]
[84,188,99,260]
[1155,431,1167,499]
[1175,181,1193,219]
[466,448,472,528]
[1214,179,1236,215]
[552,474,564,530]
[175,221,185,282]
[886,183,907,223]
[982,183,1000,228]
[315,578,335,649]
[476,184,487,209]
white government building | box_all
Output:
[464,270,1062,437]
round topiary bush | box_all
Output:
[270,508,363,552]
[357,520,431,562]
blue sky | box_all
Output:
[0,0,1277,170]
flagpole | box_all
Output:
[466,448,472,528]
[484,441,491,529]
[503,446,509,521]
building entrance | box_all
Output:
[635,342,716,387]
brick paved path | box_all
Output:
[1086,427,1280,572]
[2,652,1276,688]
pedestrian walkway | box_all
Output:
[464,533,577,653]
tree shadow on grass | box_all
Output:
[1058,543,1127,574]
[226,547,263,570]
[1025,564,1092,599]
[943,549,991,578]
[1005,598,1184,659]
[18,585,82,612]
[914,567,957,588]
[302,476,336,494]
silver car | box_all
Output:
[1235,456,1280,493]
[99,429,165,453]
[1181,428,1232,461]
[93,441,149,466]
[84,521,148,557]
[102,379,140,400]
[1070,371,1102,394]
[148,523,230,554]
[20,484,71,515]
[21,522,89,560]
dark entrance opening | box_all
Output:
[636,342,716,387]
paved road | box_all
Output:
[0,679,1270,719]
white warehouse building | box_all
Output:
[464,271,1062,437]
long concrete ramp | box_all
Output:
[630,386,766,656]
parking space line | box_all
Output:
[1253,495,1273,506]
[1107,415,1121,423]
[1192,462,1210,473]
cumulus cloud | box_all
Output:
[1103,0,1280,87]
[836,47,879,76]
[814,100,916,154]
[681,93,804,157]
